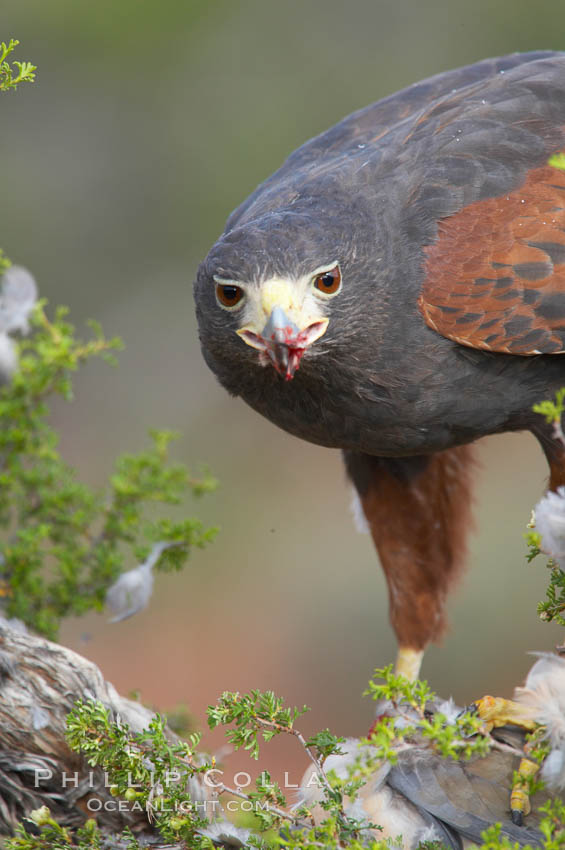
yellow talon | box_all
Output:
[472,695,538,732]
[510,758,539,824]
[510,786,531,818]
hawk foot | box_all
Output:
[470,696,540,826]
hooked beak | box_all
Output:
[237,305,329,380]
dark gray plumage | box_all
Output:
[195,52,565,675]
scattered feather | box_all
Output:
[435,698,461,724]
[106,541,178,623]
[350,488,370,534]
[417,824,446,844]
[30,705,50,731]
[198,820,252,847]
[342,797,372,828]
[0,615,28,634]
[0,334,18,379]
[514,653,565,789]
[541,749,565,789]
[0,265,38,334]
[297,738,389,808]
[533,488,565,564]
[0,266,38,380]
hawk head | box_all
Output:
[195,203,378,388]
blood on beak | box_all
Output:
[237,306,329,380]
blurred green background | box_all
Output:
[3,0,565,783]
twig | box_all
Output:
[253,716,335,800]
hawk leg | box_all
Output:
[344,446,475,679]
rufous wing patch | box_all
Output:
[419,152,565,354]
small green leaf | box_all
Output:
[548,151,565,171]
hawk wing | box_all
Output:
[420,153,565,354]
[413,55,565,354]
[226,52,560,232]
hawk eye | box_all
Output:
[313,266,341,295]
[215,282,245,309]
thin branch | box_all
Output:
[253,716,335,799]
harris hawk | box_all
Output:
[195,52,565,682]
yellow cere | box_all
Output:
[260,279,297,317]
